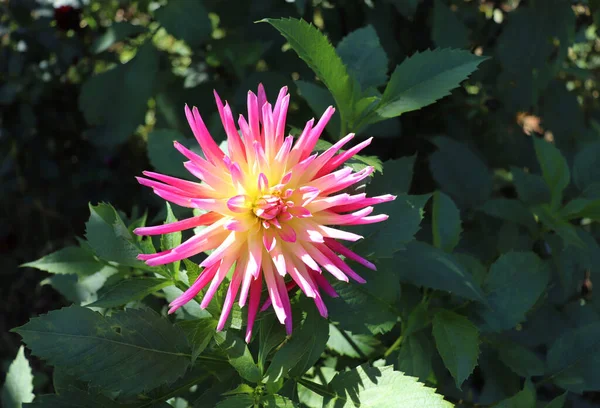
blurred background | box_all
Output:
[1,0,599,398]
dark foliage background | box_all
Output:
[2,0,600,407]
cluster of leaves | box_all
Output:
[3,0,600,407]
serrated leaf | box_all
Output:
[324,365,452,408]
[22,246,103,276]
[147,130,192,179]
[327,266,400,335]
[533,138,570,209]
[88,277,173,308]
[478,252,549,331]
[432,310,479,388]
[495,380,536,408]
[479,199,538,234]
[91,22,146,54]
[391,241,487,303]
[79,43,158,147]
[214,331,261,383]
[432,0,469,49]
[177,318,217,364]
[43,265,118,306]
[264,304,329,383]
[547,322,600,392]
[14,306,191,395]
[494,340,545,377]
[327,324,381,358]
[154,1,211,47]
[429,136,492,208]
[375,48,486,118]
[262,18,358,128]
[161,203,182,278]
[352,194,429,258]
[2,346,34,408]
[432,191,462,252]
[85,203,147,269]
[398,333,434,382]
[296,80,341,138]
[336,25,388,89]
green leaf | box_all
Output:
[532,204,585,248]
[79,43,159,147]
[258,313,286,370]
[560,198,600,221]
[573,141,600,194]
[85,203,146,269]
[264,304,329,383]
[391,241,487,303]
[324,365,452,408]
[494,340,545,378]
[13,306,191,395]
[544,393,567,408]
[161,203,182,278]
[147,130,192,180]
[263,395,297,408]
[495,380,536,408]
[2,346,34,408]
[154,0,211,47]
[429,136,492,208]
[327,324,381,358]
[352,194,429,258]
[432,191,462,252]
[478,252,549,331]
[262,18,358,129]
[386,0,419,19]
[376,49,486,118]
[432,310,479,388]
[88,277,173,308]
[42,266,118,306]
[533,138,570,209]
[511,167,552,206]
[215,394,254,408]
[479,199,538,234]
[336,25,388,89]
[214,331,262,383]
[432,0,469,49]
[368,156,416,196]
[24,389,118,408]
[295,81,341,139]
[547,322,600,392]
[90,22,146,54]
[176,318,217,364]
[327,266,400,335]
[22,246,102,276]
[397,333,434,382]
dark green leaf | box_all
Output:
[544,393,567,408]
[376,49,486,118]
[147,130,192,180]
[432,191,462,252]
[79,43,159,147]
[258,313,286,370]
[336,25,388,89]
[432,310,479,388]
[392,241,487,303]
[161,203,182,278]
[2,346,34,408]
[573,141,600,194]
[533,137,570,209]
[327,324,381,358]
[24,389,118,408]
[479,199,538,234]
[262,18,358,128]
[397,333,434,382]
[264,304,329,382]
[478,252,549,331]
[547,322,600,392]
[324,365,452,408]
[432,0,469,49]
[42,266,118,305]
[88,277,173,308]
[214,331,262,383]
[368,156,416,196]
[22,246,102,276]
[263,395,297,408]
[13,306,191,395]
[511,167,552,206]
[494,340,545,378]
[215,394,254,408]
[533,204,585,248]
[352,194,429,258]
[91,22,146,54]
[176,318,217,364]
[154,1,211,47]
[494,380,536,408]
[429,136,492,208]
[560,198,600,221]
[296,80,341,138]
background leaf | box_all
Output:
[154,1,211,47]
[432,191,462,252]
[1,346,34,408]
[22,246,102,276]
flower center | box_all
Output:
[253,194,284,220]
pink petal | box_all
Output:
[217,267,243,331]
[245,275,263,343]
[316,137,373,178]
[185,104,225,167]
[324,238,377,271]
[279,223,297,243]
[134,212,221,236]
[227,195,251,213]
[168,263,219,313]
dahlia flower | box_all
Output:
[135,85,395,341]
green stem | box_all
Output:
[383,335,403,358]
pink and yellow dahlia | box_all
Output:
[135,85,395,341]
